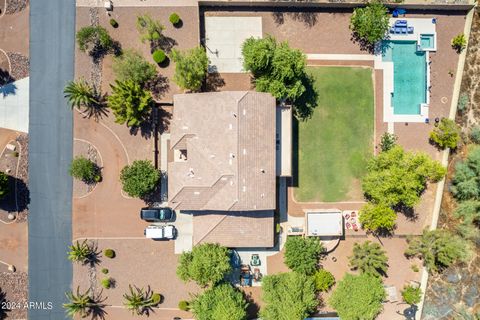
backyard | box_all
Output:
[294,66,374,202]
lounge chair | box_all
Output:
[390,27,395,33]
[407,26,414,33]
[401,27,408,34]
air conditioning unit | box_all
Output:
[104,1,113,11]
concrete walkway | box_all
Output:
[76,0,199,7]
[0,77,29,133]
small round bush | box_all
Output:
[101,268,109,274]
[178,300,190,311]
[152,31,161,41]
[169,13,180,25]
[104,249,115,259]
[152,50,166,64]
[101,278,112,289]
[110,18,119,28]
[314,269,335,292]
[470,125,480,144]
[69,156,99,183]
[401,285,422,305]
[151,293,162,305]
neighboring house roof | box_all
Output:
[193,210,274,248]
[168,91,276,211]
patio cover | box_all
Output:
[306,211,343,236]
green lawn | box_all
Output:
[293,66,374,202]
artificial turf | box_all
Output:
[293,66,374,202]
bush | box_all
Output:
[350,1,390,45]
[69,156,100,183]
[112,50,157,85]
[430,118,461,149]
[101,268,109,274]
[152,49,166,64]
[451,33,467,53]
[284,236,324,275]
[120,160,160,198]
[110,18,119,28]
[101,278,112,289]
[169,13,180,25]
[451,147,480,200]
[0,172,9,199]
[379,132,397,152]
[458,92,469,112]
[178,300,190,311]
[349,241,389,278]
[104,249,115,259]
[359,203,397,234]
[76,26,114,55]
[136,14,164,44]
[151,293,162,305]
[401,285,422,305]
[470,126,480,144]
[314,269,335,292]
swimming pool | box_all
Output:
[382,41,427,115]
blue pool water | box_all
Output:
[382,41,427,115]
[420,34,435,50]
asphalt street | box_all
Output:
[29,0,75,318]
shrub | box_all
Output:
[0,172,9,199]
[430,118,461,149]
[171,47,209,92]
[136,14,164,44]
[453,200,480,240]
[411,264,419,272]
[458,92,469,112]
[401,285,422,305]
[104,249,115,259]
[151,293,162,305]
[101,268,109,274]
[178,300,190,311]
[110,18,119,28]
[314,269,335,292]
[76,26,114,55]
[451,147,480,200]
[120,160,160,198]
[470,126,480,144]
[451,33,467,53]
[349,241,389,278]
[101,278,112,289]
[359,203,397,234]
[379,132,398,152]
[169,13,180,25]
[112,50,157,85]
[350,1,389,45]
[152,49,166,64]
[284,236,324,275]
[69,156,100,183]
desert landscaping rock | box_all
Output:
[0,272,28,319]
[6,52,29,80]
[5,0,28,14]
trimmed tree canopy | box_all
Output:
[362,146,446,208]
[359,203,397,233]
[284,236,324,275]
[329,273,386,320]
[191,283,247,320]
[176,243,231,287]
[112,50,157,86]
[120,160,159,198]
[261,272,318,320]
[350,1,389,45]
[171,47,209,92]
[107,80,153,127]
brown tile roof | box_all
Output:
[193,210,274,248]
[168,91,276,211]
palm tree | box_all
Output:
[123,285,161,316]
[63,287,95,318]
[67,240,96,265]
[349,241,389,278]
[64,80,107,120]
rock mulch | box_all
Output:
[5,0,28,14]
[0,272,28,320]
[6,53,29,81]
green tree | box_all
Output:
[136,14,164,44]
[349,241,388,278]
[64,80,105,120]
[107,80,153,127]
[171,47,209,92]
[329,273,386,320]
[69,156,100,183]
[405,229,470,273]
[454,200,480,240]
[401,285,422,305]
[123,285,161,315]
[0,172,9,199]
[350,1,389,45]
[67,240,96,265]
[261,272,318,320]
[112,50,157,86]
[362,146,446,208]
[430,118,461,149]
[359,203,396,234]
[451,33,467,53]
[242,36,306,102]
[284,236,324,275]
[63,287,99,318]
[177,243,231,287]
[379,132,397,152]
[191,283,248,320]
[313,269,335,292]
[76,26,114,55]
[451,147,480,201]
[120,160,159,198]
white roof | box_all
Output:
[306,211,343,236]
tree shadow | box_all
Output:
[0,176,29,213]
[152,36,178,54]
[146,75,170,101]
[0,68,14,86]
[82,93,110,121]
[290,119,299,188]
[395,205,419,222]
[289,12,318,27]
[205,71,226,92]
[272,12,284,25]
[85,241,102,267]
[90,290,108,320]
[294,73,318,121]
[90,41,122,63]
[129,120,154,139]
[0,288,9,320]
[350,33,376,54]
[0,82,17,97]
[243,291,260,320]
[173,19,183,29]
[157,106,172,134]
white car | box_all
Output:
[144,225,177,240]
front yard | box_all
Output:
[294,66,374,203]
